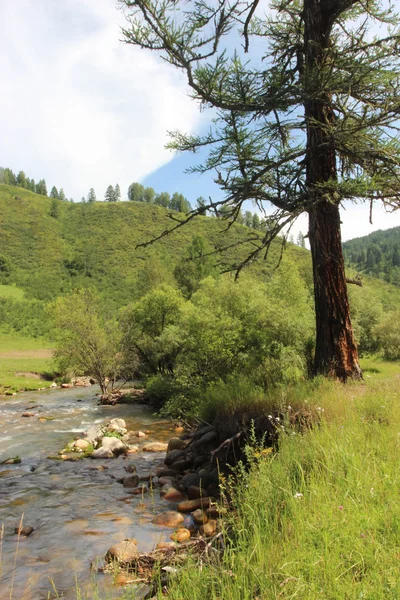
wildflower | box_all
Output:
[338,505,344,510]
[293,492,303,499]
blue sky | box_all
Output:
[1,0,399,242]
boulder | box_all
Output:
[123,474,140,488]
[193,430,218,448]
[105,539,139,564]
[142,442,168,453]
[91,447,114,459]
[164,449,185,465]
[152,511,184,527]
[190,425,215,440]
[15,525,34,537]
[154,467,180,478]
[187,486,206,500]
[158,476,179,487]
[177,497,215,513]
[160,484,186,502]
[101,437,128,456]
[200,520,217,536]
[73,439,91,451]
[85,425,104,445]
[167,437,186,452]
[170,528,191,543]
[192,509,208,525]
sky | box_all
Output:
[1,0,400,242]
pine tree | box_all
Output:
[297,232,306,248]
[49,197,60,218]
[36,180,48,196]
[58,188,66,202]
[50,186,59,199]
[252,213,260,230]
[16,171,27,188]
[105,185,115,202]
[87,188,96,203]
[114,183,121,202]
[120,0,400,380]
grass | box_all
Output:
[0,331,54,394]
[0,284,24,300]
[160,359,400,600]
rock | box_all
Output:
[135,431,146,437]
[187,486,206,500]
[50,382,57,388]
[109,418,126,429]
[127,445,139,454]
[85,425,104,445]
[130,485,148,495]
[160,484,186,502]
[158,476,179,487]
[174,426,185,434]
[73,439,91,451]
[142,442,168,453]
[154,467,180,478]
[167,437,186,452]
[2,457,21,465]
[193,430,218,448]
[123,475,140,488]
[180,473,201,489]
[115,572,129,586]
[183,514,197,533]
[170,528,191,543]
[106,420,127,436]
[125,463,137,473]
[101,437,128,456]
[105,539,139,564]
[170,459,192,472]
[200,520,217,536]
[164,449,185,466]
[193,455,207,468]
[15,525,34,537]
[61,383,73,388]
[156,541,176,550]
[91,447,114,459]
[190,425,215,440]
[192,509,208,525]
[152,511,184,527]
[22,412,35,418]
[177,497,215,513]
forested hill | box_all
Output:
[343,226,400,286]
[0,184,309,304]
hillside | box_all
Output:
[343,225,400,286]
[0,183,310,303]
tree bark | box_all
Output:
[304,0,362,380]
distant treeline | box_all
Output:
[343,226,400,286]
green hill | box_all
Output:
[343,226,400,286]
[0,183,309,303]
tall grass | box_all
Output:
[165,361,400,599]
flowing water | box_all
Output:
[0,386,177,599]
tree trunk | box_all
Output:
[308,202,362,380]
[304,0,362,380]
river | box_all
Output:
[0,386,177,599]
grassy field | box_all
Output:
[0,332,54,395]
[161,358,400,600]
[0,284,24,300]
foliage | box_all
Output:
[165,362,400,599]
[52,288,138,394]
[374,312,400,360]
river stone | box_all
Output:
[158,476,179,487]
[200,520,217,536]
[105,539,139,565]
[174,426,185,434]
[170,459,192,472]
[164,448,185,465]
[187,486,206,500]
[190,425,215,440]
[123,474,140,488]
[193,430,218,448]
[156,541,176,550]
[152,511,184,527]
[206,505,227,519]
[85,425,104,444]
[125,463,137,473]
[91,447,114,459]
[50,382,57,388]
[73,439,91,451]
[22,412,35,418]
[101,437,128,456]
[106,420,127,436]
[127,445,139,454]
[109,418,126,429]
[15,525,34,537]
[180,472,201,489]
[130,485,148,495]
[160,484,186,502]
[183,514,197,533]
[142,442,168,453]
[167,437,186,452]
[154,467,180,478]
[192,509,208,525]
[170,528,191,543]
[177,497,215,513]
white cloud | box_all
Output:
[0,0,201,199]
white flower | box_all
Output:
[293,492,303,499]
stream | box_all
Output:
[0,386,177,600]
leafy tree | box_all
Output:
[50,186,59,199]
[143,186,155,203]
[49,197,61,219]
[170,192,191,213]
[0,254,12,283]
[53,289,138,397]
[174,235,217,298]
[244,211,253,228]
[120,0,400,381]
[252,213,261,230]
[36,179,47,196]
[114,183,121,202]
[297,232,306,248]
[105,184,115,202]
[3,168,16,186]
[128,182,145,202]
[87,188,96,203]
[155,191,171,207]
[16,171,27,188]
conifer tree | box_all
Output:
[87,188,96,203]
[120,0,400,380]
[36,179,47,196]
[105,185,115,202]
[58,188,66,202]
[50,186,59,199]
[114,183,121,201]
